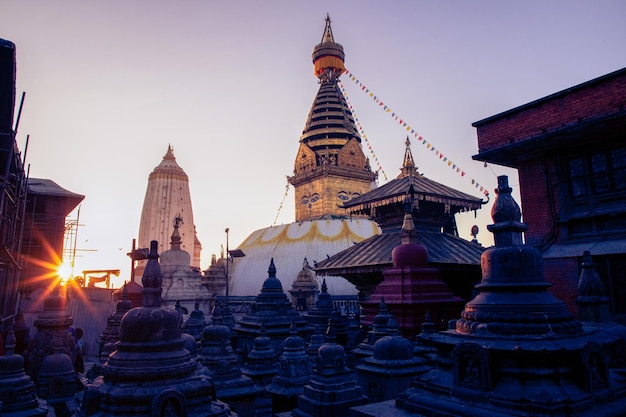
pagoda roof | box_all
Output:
[341,174,484,214]
[314,228,484,276]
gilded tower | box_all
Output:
[289,15,377,222]
[137,145,202,277]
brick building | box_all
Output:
[472,67,626,314]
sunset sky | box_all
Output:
[2,1,624,287]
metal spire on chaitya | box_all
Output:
[289,14,376,222]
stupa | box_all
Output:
[355,319,429,402]
[86,241,234,417]
[0,330,48,417]
[241,325,279,417]
[26,285,75,383]
[288,258,320,311]
[223,14,380,297]
[136,145,202,277]
[95,284,132,358]
[290,326,367,417]
[182,300,209,342]
[197,323,260,417]
[234,259,311,361]
[266,322,312,414]
[160,216,211,314]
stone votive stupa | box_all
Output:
[234,258,310,361]
[266,322,312,414]
[0,330,48,417]
[86,240,234,417]
[291,325,367,417]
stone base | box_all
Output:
[348,400,415,417]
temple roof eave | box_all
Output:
[340,176,483,212]
[314,229,485,276]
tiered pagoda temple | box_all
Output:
[315,138,486,302]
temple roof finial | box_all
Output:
[170,215,183,249]
[397,136,420,179]
[164,144,175,160]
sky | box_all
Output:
[1,1,625,288]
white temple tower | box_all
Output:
[136,145,202,278]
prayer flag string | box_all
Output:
[339,82,388,181]
[342,69,489,197]
[273,177,291,226]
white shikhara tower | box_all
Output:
[137,145,201,274]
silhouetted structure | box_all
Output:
[197,323,259,417]
[290,326,367,417]
[241,325,278,417]
[0,329,47,417]
[355,319,428,402]
[472,67,626,313]
[234,259,310,361]
[86,241,234,417]
[266,322,312,414]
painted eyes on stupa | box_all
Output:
[337,191,360,201]
[301,193,320,204]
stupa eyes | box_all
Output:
[337,191,360,201]
[301,193,320,204]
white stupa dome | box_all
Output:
[229,218,380,296]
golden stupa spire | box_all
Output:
[312,14,345,79]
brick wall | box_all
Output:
[475,71,626,153]
[518,157,562,248]
[543,257,580,316]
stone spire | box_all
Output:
[456,175,582,336]
[141,240,163,307]
[289,15,376,221]
[137,145,202,276]
[576,251,610,323]
[397,136,421,179]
